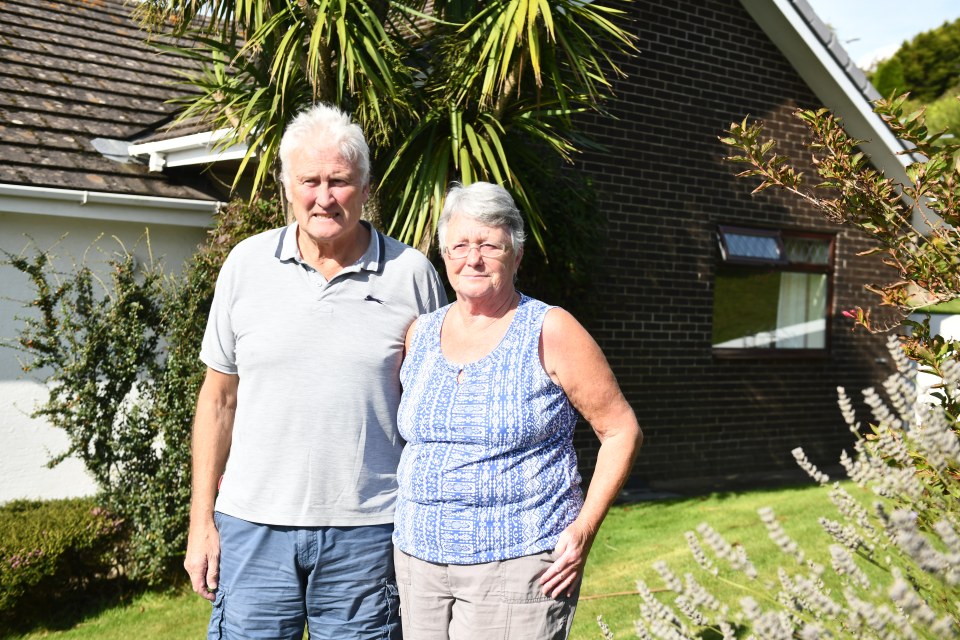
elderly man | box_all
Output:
[184,103,446,639]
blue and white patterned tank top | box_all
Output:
[393,294,584,564]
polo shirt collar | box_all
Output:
[277,220,384,274]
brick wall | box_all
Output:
[565,0,894,491]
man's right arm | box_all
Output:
[184,367,238,601]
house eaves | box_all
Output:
[0,183,220,229]
[128,129,251,172]
[0,0,230,204]
[739,0,913,186]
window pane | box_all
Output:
[713,266,827,349]
[721,232,783,261]
[775,272,827,348]
[784,236,830,265]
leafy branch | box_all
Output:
[721,94,960,317]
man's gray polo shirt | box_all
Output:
[201,221,446,527]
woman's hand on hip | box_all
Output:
[539,520,595,599]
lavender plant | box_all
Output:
[617,335,958,639]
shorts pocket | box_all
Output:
[381,577,401,640]
[499,552,554,604]
[384,578,399,616]
[206,588,226,640]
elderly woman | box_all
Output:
[393,181,642,639]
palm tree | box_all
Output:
[138,0,636,253]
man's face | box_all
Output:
[284,144,369,247]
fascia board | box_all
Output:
[0,183,220,229]
[738,0,912,187]
[163,146,250,168]
[128,129,251,171]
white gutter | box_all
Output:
[128,128,251,172]
[739,0,912,184]
[0,183,220,229]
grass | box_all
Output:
[920,299,960,314]
[5,481,853,640]
[572,480,856,639]
[6,586,210,639]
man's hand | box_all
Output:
[185,519,221,602]
[539,520,594,599]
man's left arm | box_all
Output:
[416,260,448,313]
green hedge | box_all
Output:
[0,498,124,631]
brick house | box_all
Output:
[0,0,907,500]
[571,0,909,492]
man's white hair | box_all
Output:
[279,103,370,188]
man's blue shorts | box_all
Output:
[207,512,400,639]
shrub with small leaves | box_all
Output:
[720,94,960,395]
[3,195,284,585]
[611,94,960,639]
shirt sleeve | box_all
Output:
[199,250,239,375]
[418,261,448,314]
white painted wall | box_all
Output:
[913,314,960,404]
[926,314,960,342]
[1,211,208,504]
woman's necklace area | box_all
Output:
[452,292,519,329]
[448,293,519,383]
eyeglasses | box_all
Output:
[444,242,511,260]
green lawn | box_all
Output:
[573,482,847,639]
[8,481,849,640]
[8,586,210,639]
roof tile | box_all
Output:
[0,0,222,201]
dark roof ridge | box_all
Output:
[788,0,881,102]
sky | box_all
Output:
[804,0,960,69]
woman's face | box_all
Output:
[442,214,521,303]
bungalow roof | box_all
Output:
[0,0,221,201]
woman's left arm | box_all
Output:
[538,308,643,599]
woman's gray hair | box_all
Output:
[437,182,526,252]
[279,103,370,188]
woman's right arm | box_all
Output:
[538,308,642,598]
[403,318,419,359]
